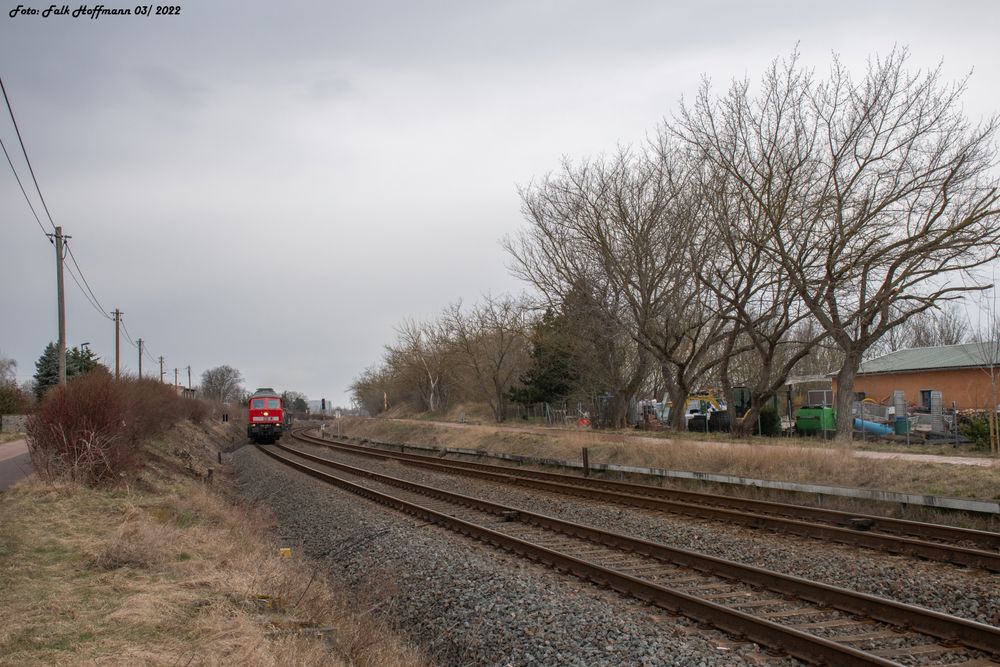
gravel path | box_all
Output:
[289,438,1000,628]
[233,445,796,666]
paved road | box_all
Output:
[0,439,32,491]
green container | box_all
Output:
[796,407,836,433]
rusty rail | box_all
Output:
[262,441,1000,665]
[290,429,1000,571]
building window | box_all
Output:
[920,390,932,410]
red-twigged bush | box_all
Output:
[27,369,138,486]
[26,371,213,486]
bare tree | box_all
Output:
[691,162,823,433]
[200,365,244,404]
[789,318,846,377]
[509,148,736,428]
[0,353,29,415]
[445,295,530,422]
[350,363,393,415]
[386,317,455,413]
[0,354,15,384]
[676,48,1000,440]
[561,283,652,428]
[867,302,971,358]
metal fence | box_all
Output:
[503,400,591,426]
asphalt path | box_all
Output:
[0,439,32,491]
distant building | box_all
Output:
[170,385,197,399]
[835,343,1000,410]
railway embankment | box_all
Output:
[0,405,426,665]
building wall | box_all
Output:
[835,368,998,410]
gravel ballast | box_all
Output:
[289,437,1000,628]
[233,445,795,666]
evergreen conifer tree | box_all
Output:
[33,343,106,400]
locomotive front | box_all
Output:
[247,388,284,444]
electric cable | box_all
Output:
[120,318,140,349]
[65,242,112,319]
[0,76,59,229]
[0,134,49,236]
[64,261,109,319]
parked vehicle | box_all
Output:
[659,393,727,428]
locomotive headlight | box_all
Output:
[263,411,269,416]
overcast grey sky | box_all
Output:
[2,1,999,405]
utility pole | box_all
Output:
[112,308,122,380]
[137,338,143,378]
[174,368,178,387]
[186,365,191,390]
[159,356,165,383]
[48,226,69,386]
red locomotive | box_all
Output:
[247,387,285,444]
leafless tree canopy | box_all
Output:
[200,365,244,404]
[672,48,1000,436]
[355,48,1000,437]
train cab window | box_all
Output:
[266,398,280,409]
[251,399,265,409]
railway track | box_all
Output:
[261,441,1000,666]
[289,429,1000,572]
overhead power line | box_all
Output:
[65,242,112,320]
[2,75,173,375]
[1,77,114,325]
[0,76,59,229]
[120,318,139,349]
[64,261,108,319]
[0,135,49,236]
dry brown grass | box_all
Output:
[0,431,25,445]
[0,421,428,667]
[341,416,1000,501]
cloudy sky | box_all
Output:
[2,1,999,405]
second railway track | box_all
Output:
[289,429,1000,572]
[261,441,1000,666]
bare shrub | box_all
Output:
[26,372,211,486]
[26,369,138,485]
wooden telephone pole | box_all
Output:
[112,308,122,380]
[49,226,68,386]
[137,338,143,378]
[174,368,178,387]
[186,365,191,390]
[159,356,165,383]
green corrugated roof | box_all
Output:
[858,342,1000,374]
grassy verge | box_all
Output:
[0,420,427,667]
[0,431,25,445]
[338,416,1000,502]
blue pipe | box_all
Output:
[853,418,893,436]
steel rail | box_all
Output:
[260,444,899,666]
[265,441,1000,663]
[291,429,1000,569]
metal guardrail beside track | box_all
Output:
[261,441,1000,666]
[290,429,1000,572]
